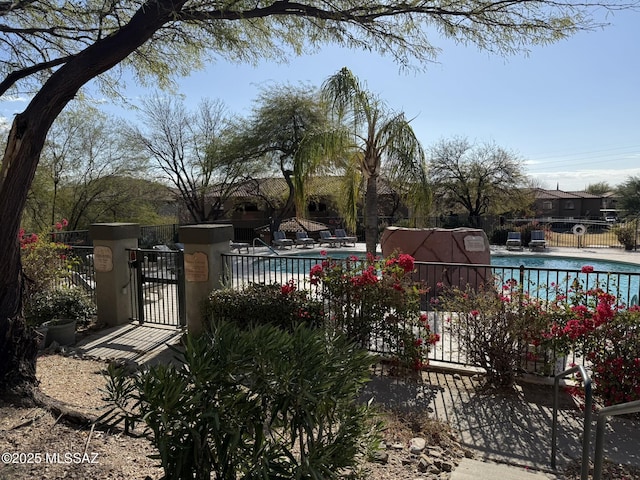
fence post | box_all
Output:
[89,223,140,327]
[179,224,233,335]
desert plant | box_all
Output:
[103,322,379,480]
[612,219,638,250]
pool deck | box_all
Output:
[266,242,640,267]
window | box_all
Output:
[564,200,575,210]
[542,201,553,210]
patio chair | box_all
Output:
[294,231,315,248]
[505,231,522,251]
[529,230,547,251]
[334,228,357,246]
[229,240,250,253]
[319,230,340,247]
[272,230,293,249]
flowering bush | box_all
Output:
[310,251,438,370]
[585,307,640,405]
[440,265,640,403]
[439,282,549,388]
[20,219,73,296]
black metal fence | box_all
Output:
[221,252,640,371]
[55,246,96,306]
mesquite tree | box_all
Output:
[0,0,634,397]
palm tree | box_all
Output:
[321,67,430,254]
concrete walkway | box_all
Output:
[74,322,184,366]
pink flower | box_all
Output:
[320,250,327,256]
[581,265,594,273]
[470,310,479,317]
[61,218,69,227]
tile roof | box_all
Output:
[257,217,331,233]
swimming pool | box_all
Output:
[224,251,640,306]
[491,254,640,274]
[489,255,640,306]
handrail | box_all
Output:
[593,399,640,480]
[551,365,593,480]
[252,237,279,255]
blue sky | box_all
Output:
[2,9,640,192]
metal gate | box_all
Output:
[128,247,186,327]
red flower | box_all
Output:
[397,254,415,273]
[581,265,594,273]
[281,279,296,295]
[310,264,323,278]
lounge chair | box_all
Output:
[529,230,547,251]
[272,231,293,249]
[505,232,522,251]
[229,240,250,253]
[319,230,340,247]
[294,231,315,248]
[334,228,357,246]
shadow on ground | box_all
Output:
[363,368,640,474]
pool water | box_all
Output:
[490,255,639,306]
[490,255,640,274]
[241,251,640,305]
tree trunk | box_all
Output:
[0,0,189,398]
[364,174,378,255]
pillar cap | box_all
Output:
[90,223,140,241]
[179,224,233,244]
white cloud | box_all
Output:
[532,168,640,191]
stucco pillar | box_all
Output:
[89,223,140,327]
[179,224,233,335]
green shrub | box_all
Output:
[103,322,379,480]
[203,281,324,332]
[24,287,96,326]
[612,220,638,250]
[490,228,510,245]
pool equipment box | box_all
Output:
[380,227,491,292]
